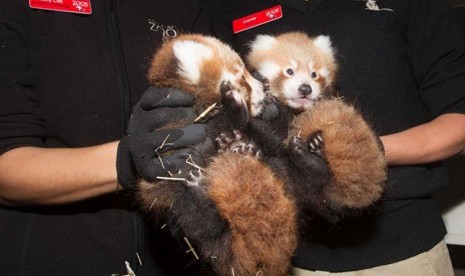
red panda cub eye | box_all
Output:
[285,68,294,77]
[310,72,318,79]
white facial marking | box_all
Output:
[319,67,330,78]
[290,59,298,69]
[221,69,235,83]
[309,61,315,70]
[281,71,323,110]
[173,40,213,84]
[258,61,281,80]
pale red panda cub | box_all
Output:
[247,32,338,112]
[240,32,386,222]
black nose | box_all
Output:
[298,84,312,96]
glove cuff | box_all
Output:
[116,137,138,190]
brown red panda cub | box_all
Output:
[137,34,297,276]
[243,32,387,222]
[147,34,264,117]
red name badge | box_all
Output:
[29,0,92,15]
[232,5,283,34]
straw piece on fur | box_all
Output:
[193,102,218,123]
[183,237,200,260]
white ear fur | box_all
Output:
[251,34,277,51]
[172,40,213,84]
[314,35,333,55]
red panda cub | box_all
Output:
[148,34,265,116]
[137,34,298,276]
[244,32,387,221]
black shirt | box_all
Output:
[203,0,465,271]
[0,1,206,275]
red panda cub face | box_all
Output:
[148,34,265,116]
[246,32,337,112]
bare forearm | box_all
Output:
[0,141,119,206]
[380,113,465,165]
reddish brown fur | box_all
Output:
[288,99,387,208]
[148,35,219,112]
[206,153,298,276]
[137,180,181,212]
[148,34,256,113]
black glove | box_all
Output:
[117,87,206,189]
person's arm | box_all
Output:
[380,113,465,166]
[0,142,119,206]
[382,0,465,166]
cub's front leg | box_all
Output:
[220,81,250,130]
[288,99,387,219]
[286,131,337,222]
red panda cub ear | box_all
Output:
[246,34,281,80]
[171,39,215,87]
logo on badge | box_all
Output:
[72,1,89,11]
[265,7,280,19]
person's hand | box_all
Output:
[117,87,206,189]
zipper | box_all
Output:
[107,0,131,136]
[106,1,143,274]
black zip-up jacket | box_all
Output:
[202,0,465,271]
[0,1,207,275]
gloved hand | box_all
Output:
[117,87,206,189]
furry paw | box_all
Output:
[306,131,325,159]
[290,136,306,155]
[231,141,263,159]
[185,169,203,187]
[216,129,243,152]
[215,130,262,159]
[220,81,247,108]
[290,131,325,159]
[220,81,249,123]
